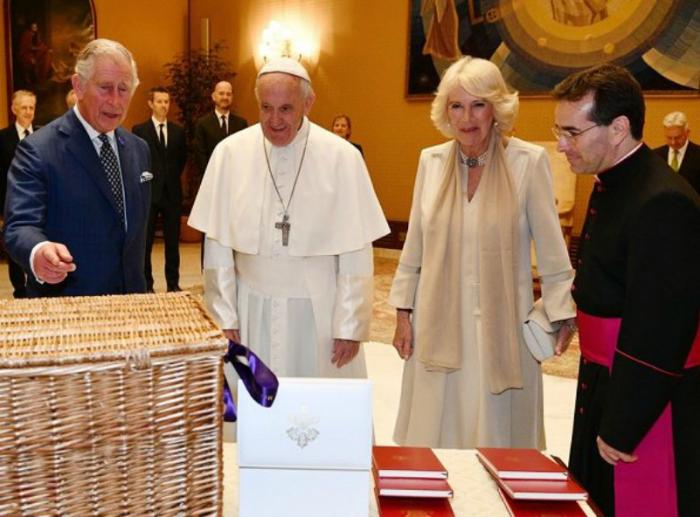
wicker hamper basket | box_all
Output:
[0,292,228,516]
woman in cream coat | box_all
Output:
[390,56,576,449]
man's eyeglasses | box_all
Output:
[551,124,600,141]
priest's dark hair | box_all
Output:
[552,63,645,141]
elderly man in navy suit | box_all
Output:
[3,38,150,297]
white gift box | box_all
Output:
[237,377,373,517]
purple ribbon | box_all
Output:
[222,340,279,422]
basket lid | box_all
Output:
[0,292,228,368]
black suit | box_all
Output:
[1,124,35,297]
[133,119,187,291]
[193,112,247,175]
[654,141,700,195]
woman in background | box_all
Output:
[389,56,576,450]
[331,114,363,156]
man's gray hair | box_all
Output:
[662,111,688,129]
[11,90,36,104]
[74,39,140,93]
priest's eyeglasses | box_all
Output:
[551,124,600,142]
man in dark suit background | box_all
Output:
[3,39,150,297]
[133,86,187,292]
[654,111,700,194]
[1,90,37,298]
[193,80,247,177]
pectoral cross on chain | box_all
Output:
[263,127,309,248]
[275,214,291,246]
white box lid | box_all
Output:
[237,377,372,470]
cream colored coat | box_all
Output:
[389,137,575,449]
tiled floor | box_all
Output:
[0,241,577,461]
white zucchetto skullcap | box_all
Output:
[257,57,311,83]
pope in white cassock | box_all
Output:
[188,57,389,379]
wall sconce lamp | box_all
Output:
[259,20,311,63]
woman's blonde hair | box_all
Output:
[431,56,518,138]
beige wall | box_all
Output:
[3,0,698,228]
[191,0,443,221]
[186,0,700,228]
[98,0,189,128]
[0,0,189,129]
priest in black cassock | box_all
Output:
[552,64,699,517]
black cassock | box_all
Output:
[569,145,699,517]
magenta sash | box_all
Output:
[577,311,700,517]
[578,311,700,370]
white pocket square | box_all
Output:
[140,171,153,183]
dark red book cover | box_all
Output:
[497,488,587,516]
[375,475,453,498]
[496,477,588,501]
[378,495,455,516]
[373,446,448,479]
[476,448,568,480]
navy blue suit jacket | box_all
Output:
[3,109,151,297]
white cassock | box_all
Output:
[189,117,389,378]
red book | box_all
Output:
[377,495,455,516]
[498,487,588,516]
[373,446,448,479]
[375,475,453,498]
[496,477,588,501]
[476,448,568,480]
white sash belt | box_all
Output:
[236,253,309,298]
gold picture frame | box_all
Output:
[4,0,96,125]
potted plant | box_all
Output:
[163,42,236,241]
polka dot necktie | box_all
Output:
[98,133,125,223]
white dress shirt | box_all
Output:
[15,122,33,140]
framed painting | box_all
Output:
[4,0,96,125]
[407,0,699,99]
